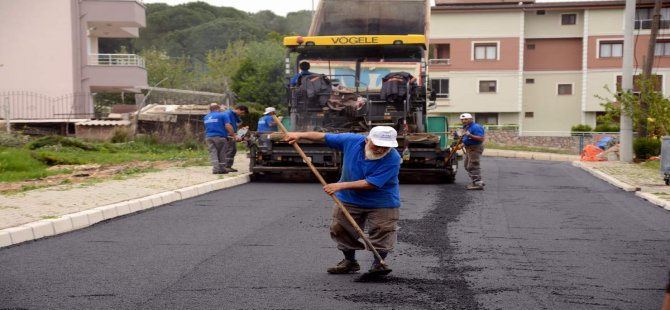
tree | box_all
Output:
[597,77,670,137]
[230,40,286,106]
[140,49,194,89]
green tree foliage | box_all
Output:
[230,40,286,106]
[286,11,313,35]
[597,78,670,137]
[140,49,194,89]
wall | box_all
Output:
[487,130,618,154]
[525,10,583,38]
[0,0,76,96]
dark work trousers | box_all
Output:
[206,136,227,173]
[330,204,399,253]
[464,144,484,184]
[223,137,237,168]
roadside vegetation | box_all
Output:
[0,133,208,183]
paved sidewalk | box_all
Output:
[1,150,668,249]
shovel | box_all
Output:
[272,114,387,267]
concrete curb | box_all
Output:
[635,192,670,211]
[572,161,670,212]
[572,161,639,192]
[0,173,251,249]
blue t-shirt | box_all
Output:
[462,122,485,145]
[203,112,228,137]
[325,133,401,208]
[223,109,241,132]
[290,70,311,86]
[257,114,277,132]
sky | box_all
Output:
[142,0,321,16]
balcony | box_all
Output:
[88,54,145,67]
[81,0,146,38]
[430,59,451,65]
[84,54,147,91]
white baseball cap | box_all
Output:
[459,113,473,120]
[368,126,398,147]
[263,107,276,115]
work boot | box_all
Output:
[327,259,360,274]
[466,183,483,190]
[213,170,228,174]
[226,167,238,172]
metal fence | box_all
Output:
[0,91,93,120]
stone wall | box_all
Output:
[486,130,618,154]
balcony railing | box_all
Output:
[429,59,451,65]
[88,54,145,68]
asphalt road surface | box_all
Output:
[1,158,669,309]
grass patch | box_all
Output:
[640,159,661,171]
[486,143,575,155]
[0,137,208,183]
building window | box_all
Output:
[430,79,449,98]
[474,43,497,60]
[655,40,670,57]
[599,41,623,58]
[635,8,670,30]
[536,10,546,15]
[479,80,497,93]
[526,78,535,84]
[561,13,577,25]
[430,44,451,65]
[526,44,536,50]
[525,112,534,118]
[475,113,499,125]
[558,84,573,95]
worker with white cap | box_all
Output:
[257,107,278,132]
[458,113,486,190]
[283,126,401,277]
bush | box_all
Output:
[633,137,661,160]
[594,123,620,132]
[0,133,31,148]
[110,128,130,143]
[27,136,98,151]
[571,124,593,132]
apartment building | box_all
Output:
[429,0,670,135]
[0,0,147,133]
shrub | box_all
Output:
[571,124,593,132]
[633,137,661,160]
[27,136,98,151]
[0,133,31,148]
[594,123,620,132]
[110,128,130,143]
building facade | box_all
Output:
[0,0,147,132]
[429,0,670,135]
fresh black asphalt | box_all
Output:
[0,158,668,309]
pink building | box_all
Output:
[430,0,670,134]
[0,0,147,134]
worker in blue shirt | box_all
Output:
[222,105,249,172]
[257,107,278,132]
[203,103,229,174]
[289,61,312,87]
[458,113,486,190]
[284,126,401,277]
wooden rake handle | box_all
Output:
[272,114,385,265]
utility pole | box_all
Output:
[639,0,663,138]
[620,0,635,162]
